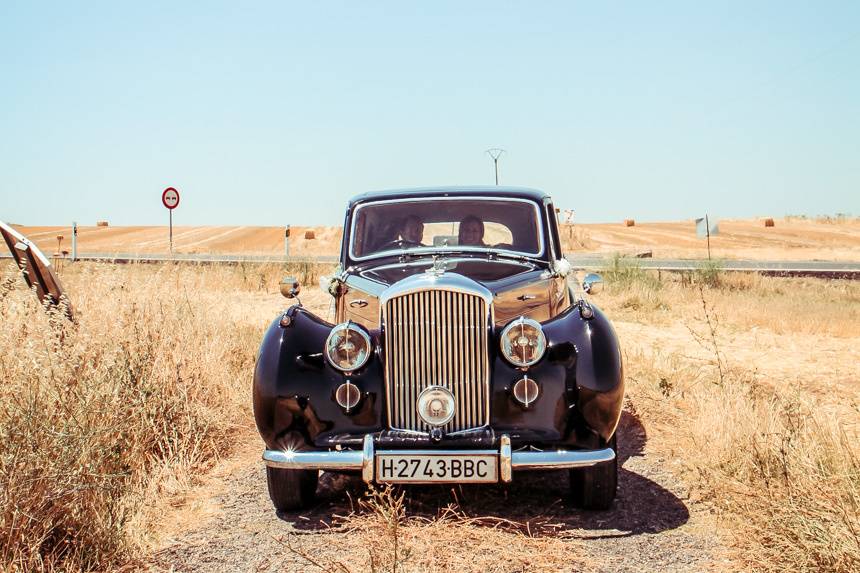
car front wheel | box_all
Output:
[266,467,318,511]
[569,434,618,510]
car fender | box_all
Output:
[542,302,624,442]
[253,305,385,450]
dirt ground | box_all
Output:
[147,413,724,573]
[142,290,734,573]
[12,216,860,261]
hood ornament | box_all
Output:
[425,256,448,277]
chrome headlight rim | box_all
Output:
[416,385,456,427]
[499,316,547,368]
[324,321,372,372]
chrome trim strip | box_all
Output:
[361,435,374,483]
[500,435,512,483]
[378,272,494,306]
[263,449,363,471]
[262,442,615,476]
[510,447,616,470]
[349,196,546,262]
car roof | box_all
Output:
[348,186,551,207]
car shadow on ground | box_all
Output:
[277,408,689,538]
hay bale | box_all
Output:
[624,219,635,227]
[304,230,316,240]
[764,218,775,227]
[96,221,109,227]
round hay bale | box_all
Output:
[624,219,635,227]
[764,218,775,227]
[304,230,316,240]
[96,221,109,227]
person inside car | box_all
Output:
[458,215,486,247]
[400,215,425,245]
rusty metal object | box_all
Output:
[0,221,73,319]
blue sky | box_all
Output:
[1,1,858,226]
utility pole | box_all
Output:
[705,214,711,261]
[486,148,506,185]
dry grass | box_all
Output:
[599,263,860,572]
[2,257,858,572]
[598,258,860,337]
[281,485,581,573]
[0,261,332,572]
[559,224,595,251]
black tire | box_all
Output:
[266,467,318,511]
[569,434,618,510]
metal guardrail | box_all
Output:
[2,252,859,277]
[1,252,339,264]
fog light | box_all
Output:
[335,381,361,412]
[512,376,540,407]
[417,386,455,427]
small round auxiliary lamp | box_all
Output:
[416,386,455,427]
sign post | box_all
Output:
[162,187,180,253]
[285,225,291,259]
[72,221,77,261]
[695,215,719,260]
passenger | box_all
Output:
[458,215,486,247]
[399,215,425,245]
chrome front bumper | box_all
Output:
[262,434,615,483]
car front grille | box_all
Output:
[382,289,490,433]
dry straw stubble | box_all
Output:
[0,262,270,571]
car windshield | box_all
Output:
[350,197,544,260]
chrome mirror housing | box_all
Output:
[279,276,301,298]
[582,273,603,295]
[554,258,572,278]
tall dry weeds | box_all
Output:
[606,267,860,571]
[0,262,273,571]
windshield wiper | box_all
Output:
[490,251,544,265]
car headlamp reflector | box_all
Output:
[325,322,371,372]
[416,386,455,427]
[500,317,546,368]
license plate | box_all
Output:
[376,453,498,484]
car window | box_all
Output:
[350,198,543,259]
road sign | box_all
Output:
[695,217,719,238]
[695,215,719,260]
[162,187,180,253]
[162,187,180,210]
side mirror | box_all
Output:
[280,276,301,299]
[582,273,603,295]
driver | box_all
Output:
[458,215,486,246]
[399,215,424,245]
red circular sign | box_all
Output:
[162,187,180,210]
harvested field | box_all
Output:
[12,215,860,261]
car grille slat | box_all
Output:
[383,289,489,433]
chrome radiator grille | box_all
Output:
[382,289,490,433]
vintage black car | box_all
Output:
[253,187,624,510]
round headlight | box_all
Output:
[417,386,455,427]
[500,317,547,368]
[325,322,371,372]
